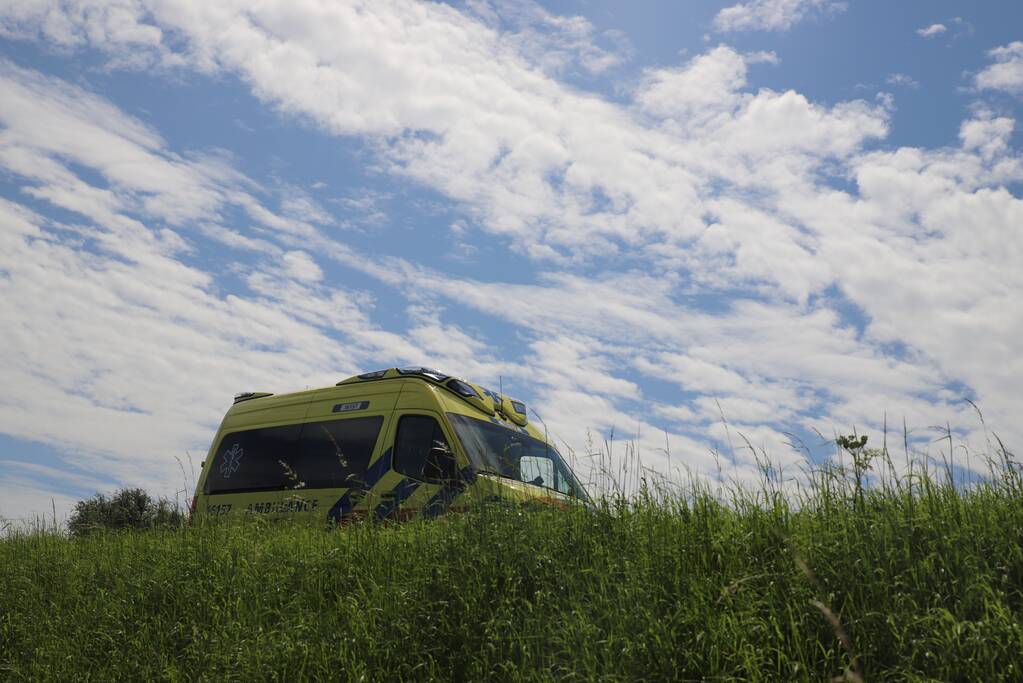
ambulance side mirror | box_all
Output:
[425,445,457,482]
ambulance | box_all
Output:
[191,367,587,523]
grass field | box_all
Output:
[3,444,1023,681]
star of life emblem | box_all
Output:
[220,443,243,479]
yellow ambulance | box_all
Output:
[191,367,587,523]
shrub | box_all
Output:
[68,488,183,537]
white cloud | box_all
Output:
[0,0,189,71]
[959,110,1015,160]
[0,4,887,262]
[0,476,81,529]
[0,460,113,494]
[281,192,333,226]
[527,336,641,401]
[886,73,919,89]
[467,0,632,76]
[634,46,777,124]
[713,0,845,33]
[281,250,324,283]
[916,23,946,38]
[976,42,1023,95]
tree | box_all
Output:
[68,487,183,537]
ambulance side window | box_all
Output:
[393,415,452,482]
[292,416,383,489]
[204,416,383,494]
[519,455,556,489]
[205,424,303,494]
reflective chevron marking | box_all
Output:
[328,450,476,524]
[327,448,392,524]
[373,477,421,521]
[422,466,476,518]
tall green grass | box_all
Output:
[3,446,1023,681]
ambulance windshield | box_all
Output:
[447,413,587,501]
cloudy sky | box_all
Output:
[1,0,1021,521]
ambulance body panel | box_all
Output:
[192,368,585,523]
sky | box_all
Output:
[1,0,1022,523]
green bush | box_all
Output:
[67,487,183,537]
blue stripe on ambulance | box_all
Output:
[373,477,421,520]
[422,466,476,518]
[327,448,392,523]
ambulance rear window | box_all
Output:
[205,416,383,494]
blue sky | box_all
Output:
[1,0,1021,522]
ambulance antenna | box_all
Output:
[530,406,551,457]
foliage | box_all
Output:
[2,449,1023,681]
[67,487,184,537]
